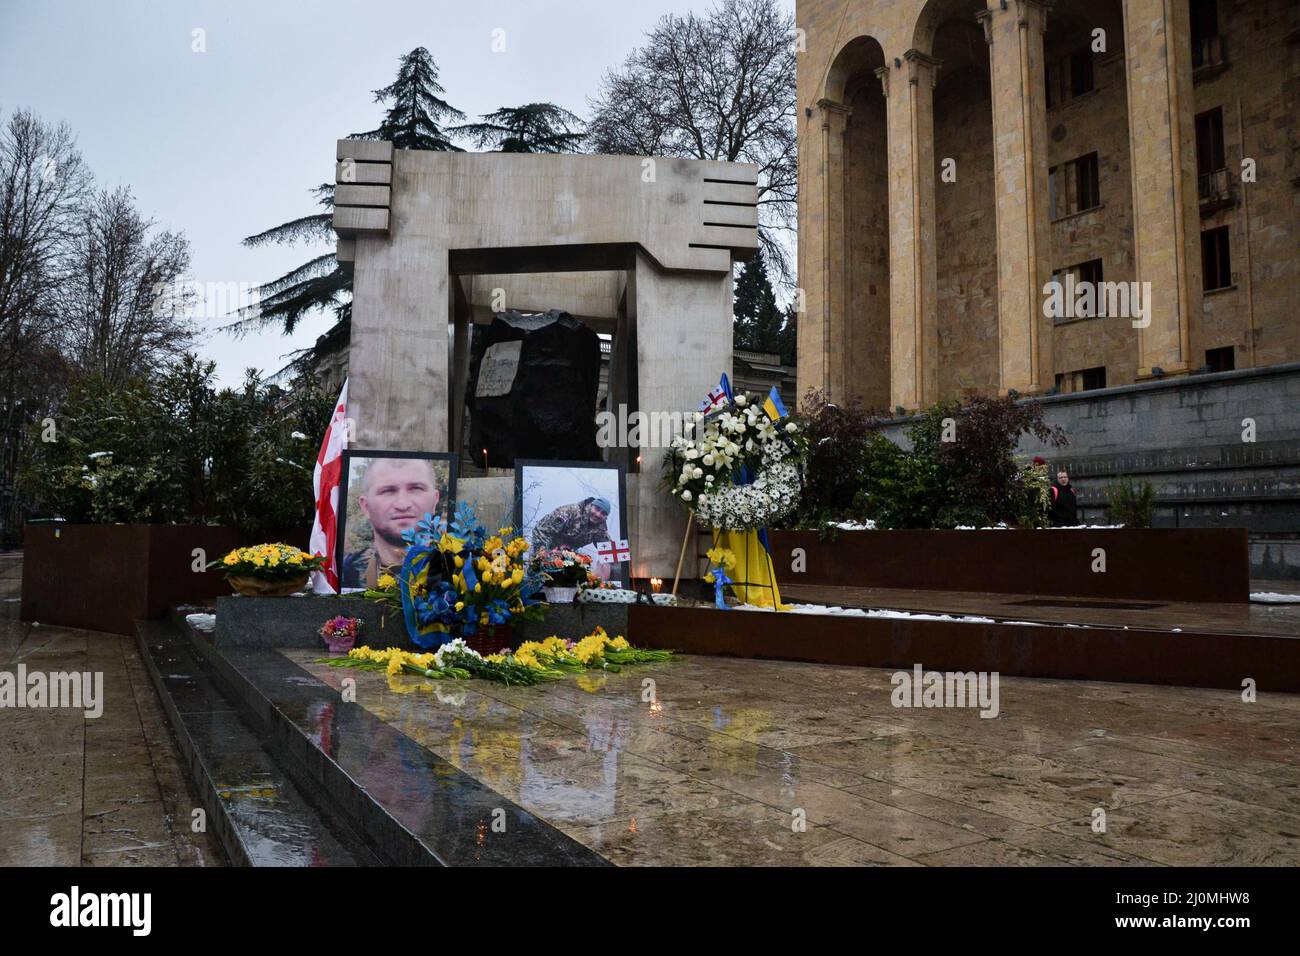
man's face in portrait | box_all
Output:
[359,458,440,548]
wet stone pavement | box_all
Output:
[4,541,1299,867]
[292,646,1300,866]
[0,556,223,866]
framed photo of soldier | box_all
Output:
[337,449,457,591]
[514,459,629,587]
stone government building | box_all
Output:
[796,0,1300,578]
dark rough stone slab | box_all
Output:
[467,309,602,467]
[514,602,630,642]
[215,595,401,649]
[215,595,630,650]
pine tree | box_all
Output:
[233,48,463,337]
[455,103,586,153]
[776,305,797,366]
[353,47,465,150]
[235,184,349,335]
[732,248,782,355]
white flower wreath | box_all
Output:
[695,439,801,531]
[666,396,804,531]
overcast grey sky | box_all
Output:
[1,0,794,388]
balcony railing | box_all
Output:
[1198,167,1230,201]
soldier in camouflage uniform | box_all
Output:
[531,497,612,553]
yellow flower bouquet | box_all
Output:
[208,543,325,596]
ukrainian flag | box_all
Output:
[762,386,788,422]
[712,528,790,610]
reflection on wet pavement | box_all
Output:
[0,555,222,866]
[290,648,1300,866]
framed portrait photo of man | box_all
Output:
[337,450,457,591]
[514,460,629,587]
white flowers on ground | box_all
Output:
[433,637,482,669]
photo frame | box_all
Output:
[514,459,630,587]
[336,449,457,591]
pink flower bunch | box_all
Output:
[321,621,364,642]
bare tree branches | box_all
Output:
[0,109,92,397]
[59,186,195,388]
[587,0,797,282]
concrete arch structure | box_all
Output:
[332,141,759,576]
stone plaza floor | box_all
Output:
[3,549,1298,867]
[0,556,222,866]
[291,645,1300,866]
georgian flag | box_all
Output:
[310,379,349,594]
[698,384,726,413]
[593,539,631,564]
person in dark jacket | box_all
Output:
[1048,468,1079,526]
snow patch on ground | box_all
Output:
[736,602,997,624]
[1049,524,1126,530]
[821,522,1126,531]
[1250,592,1300,604]
[185,612,216,632]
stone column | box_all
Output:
[348,157,450,454]
[1124,0,1201,378]
[981,0,1053,397]
[883,50,939,411]
[449,277,471,460]
[809,99,852,399]
[628,249,733,577]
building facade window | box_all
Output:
[1049,152,1100,218]
[1201,226,1232,290]
[1046,49,1094,108]
[1047,259,1105,322]
[1190,0,1225,70]
[1195,107,1227,199]
[1205,346,1235,373]
[1055,366,1108,393]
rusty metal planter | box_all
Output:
[20,524,308,635]
[768,528,1250,604]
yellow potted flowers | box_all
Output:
[208,543,325,596]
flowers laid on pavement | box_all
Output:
[315,627,672,687]
[208,543,324,579]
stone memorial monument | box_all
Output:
[331,143,759,576]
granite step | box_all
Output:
[135,620,380,866]
[174,610,608,866]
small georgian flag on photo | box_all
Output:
[594,539,631,564]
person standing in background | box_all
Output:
[1048,468,1078,527]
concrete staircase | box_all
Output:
[136,612,607,867]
